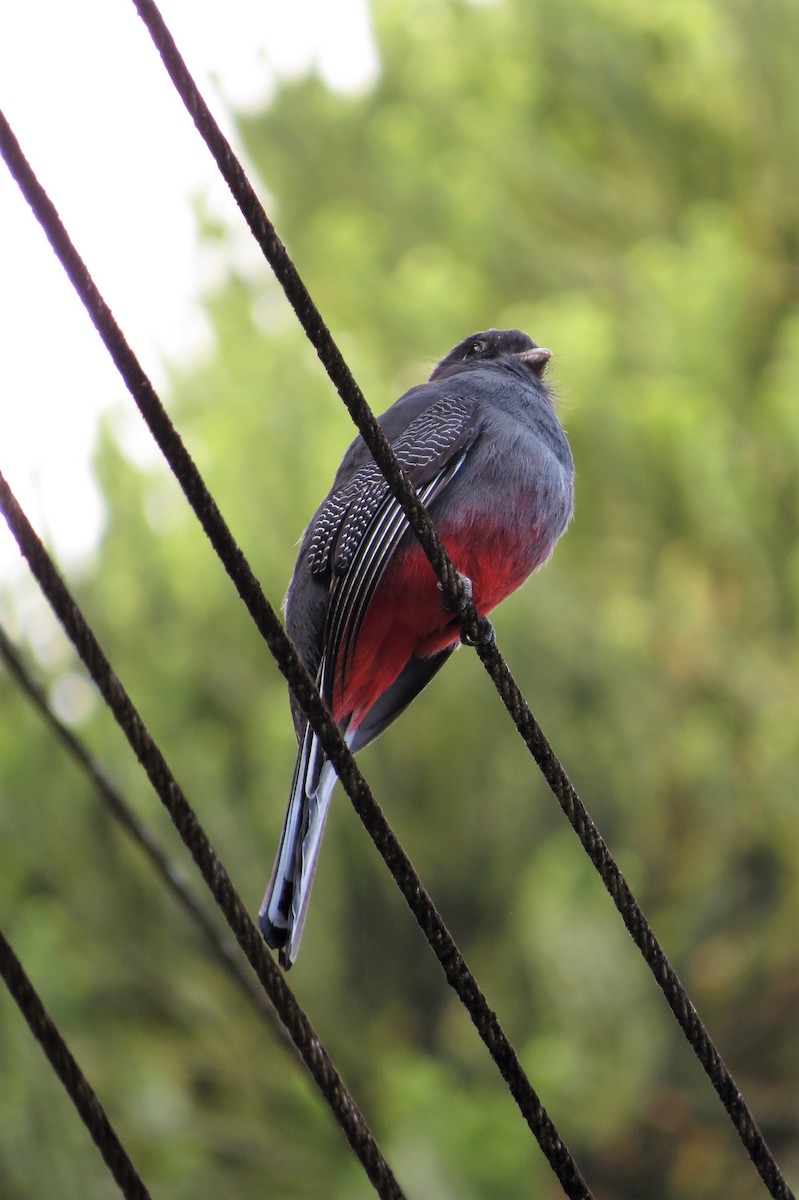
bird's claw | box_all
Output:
[437,572,495,646]
[461,617,495,648]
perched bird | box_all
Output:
[259,329,574,966]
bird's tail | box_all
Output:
[258,723,348,968]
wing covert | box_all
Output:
[307,394,480,579]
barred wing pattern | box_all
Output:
[308,394,480,578]
[303,393,482,789]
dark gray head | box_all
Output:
[429,328,551,383]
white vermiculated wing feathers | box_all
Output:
[307,394,479,579]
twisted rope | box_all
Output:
[0,624,286,1038]
[0,927,152,1200]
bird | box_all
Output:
[259,328,574,967]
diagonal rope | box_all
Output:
[0,623,286,1040]
[124,7,793,1199]
[0,482,405,1200]
[472,648,796,1199]
[0,113,593,1200]
[0,926,153,1200]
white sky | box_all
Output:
[0,0,377,582]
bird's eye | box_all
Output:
[466,340,486,358]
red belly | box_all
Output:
[335,516,545,724]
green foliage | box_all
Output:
[1,0,797,1197]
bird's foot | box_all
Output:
[438,570,473,614]
[437,572,495,646]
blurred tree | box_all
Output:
[1,0,796,1197]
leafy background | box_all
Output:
[1,0,797,1197]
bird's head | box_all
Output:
[429,328,551,383]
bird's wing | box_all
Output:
[304,393,482,771]
[307,393,481,578]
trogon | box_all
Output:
[260,329,575,967]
